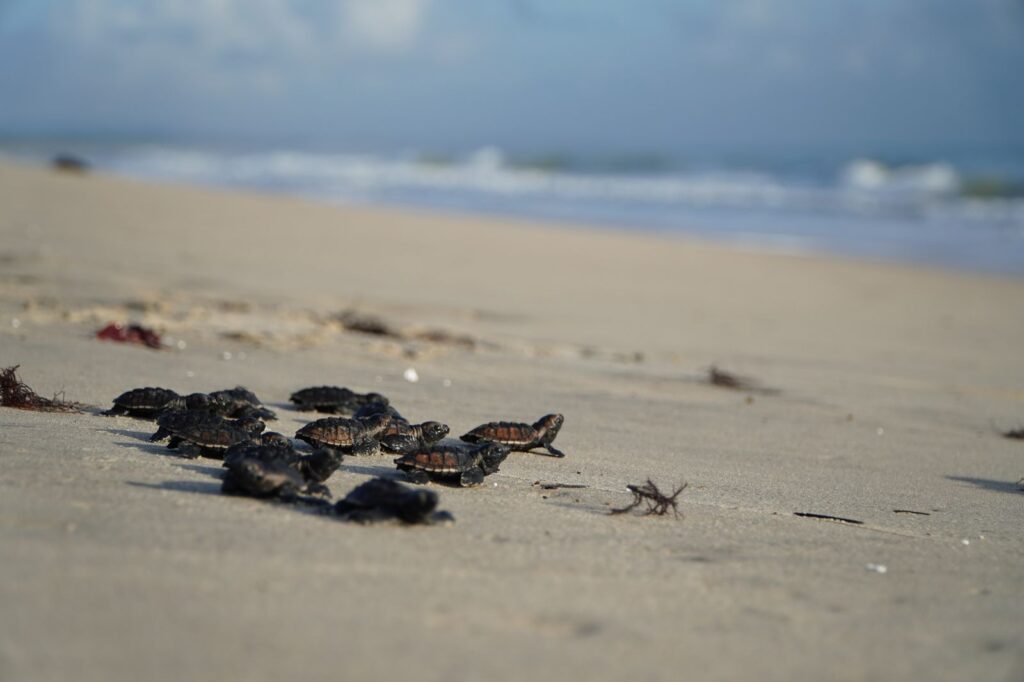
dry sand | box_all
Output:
[1,160,1023,681]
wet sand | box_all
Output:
[1,160,1023,681]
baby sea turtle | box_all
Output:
[152,412,265,458]
[207,386,277,420]
[224,434,343,484]
[380,420,450,454]
[222,453,330,501]
[353,400,405,422]
[289,386,389,415]
[294,414,389,455]
[460,414,566,457]
[103,387,198,418]
[335,477,454,525]
[394,441,510,487]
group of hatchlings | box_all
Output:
[104,384,565,525]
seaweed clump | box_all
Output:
[0,365,82,412]
[610,479,687,518]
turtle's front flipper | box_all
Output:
[177,442,202,459]
[103,405,126,417]
[459,468,485,487]
[544,444,566,458]
[150,427,170,442]
[380,434,418,455]
[403,469,431,485]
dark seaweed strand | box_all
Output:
[610,479,686,518]
[0,366,82,412]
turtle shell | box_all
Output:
[223,456,305,498]
[289,386,388,413]
[296,417,371,448]
[395,445,474,474]
[461,421,538,448]
[112,387,182,412]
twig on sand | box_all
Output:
[0,365,82,412]
[706,366,779,395]
[610,479,686,518]
[1003,428,1024,440]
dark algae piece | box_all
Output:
[0,365,82,412]
[610,479,686,518]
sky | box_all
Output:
[1,0,1023,158]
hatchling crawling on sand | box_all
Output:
[289,386,389,415]
[395,441,510,487]
[335,477,453,524]
[223,433,343,484]
[206,386,277,420]
[461,414,566,457]
[380,419,450,455]
[103,387,205,418]
[295,414,390,455]
[222,451,331,501]
[151,412,265,458]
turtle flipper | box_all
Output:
[177,442,202,459]
[544,444,566,458]
[150,427,170,442]
[459,468,485,487]
[103,405,127,417]
[380,434,418,454]
[403,469,431,485]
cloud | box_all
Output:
[342,0,430,52]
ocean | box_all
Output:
[4,141,1023,275]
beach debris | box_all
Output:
[335,478,454,525]
[609,479,686,518]
[150,411,265,458]
[532,481,588,490]
[337,310,399,337]
[0,365,82,412]
[793,512,864,525]
[295,414,390,455]
[395,441,510,487]
[380,419,450,454]
[893,509,930,516]
[865,563,888,574]
[1018,478,1024,491]
[705,365,778,395]
[96,322,162,349]
[289,385,390,415]
[1003,428,1024,440]
[51,154,89,173]
[403,367,419,383]
[461,413,566,457]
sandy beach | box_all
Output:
[1,159,1023,681]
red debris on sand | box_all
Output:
[96,322,163,349]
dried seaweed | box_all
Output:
[893,509,930,516]
[337,310,400,337]
[532,481,588,490]
[706,365,779,395]
[610,479,686,518]
[793,512,863,525]
[0,365,82,412]
[1003,428,1024,440]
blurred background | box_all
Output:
[2,0,1023,273]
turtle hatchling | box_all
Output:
[222,453,330,501]
[294,414,389,455]
[395,441,510,487]
[461,413,566,457]
[335,477,453,525]
[289,386,389,415]
[152,413,265,458]
[380,420,450,454]
[207,386,277,420]
[103,387,202,418]
[224,434,343,485]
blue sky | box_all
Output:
[1,0,1022,157]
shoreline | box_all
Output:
[1,159,1023,681]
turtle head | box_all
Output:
[419,421,450,443]
[304,448,343,482]
[365,393,389,406]
[237,417,266,438]
[260,431,291,447]
[477,442,510,474]
[534,413,564,439]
